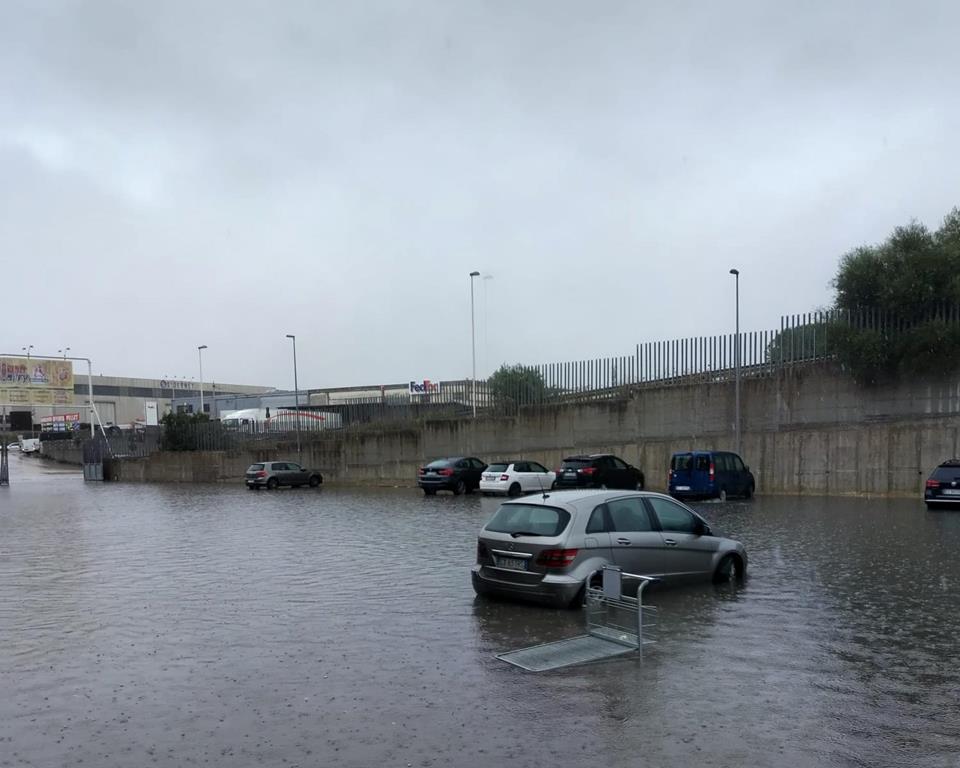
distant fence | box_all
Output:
[132,305,960,451]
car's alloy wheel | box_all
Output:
[714,554,739,583]
[453,480,466,495]
[266,478,279,490]
[718,488,727,502]
[309,475,321,488]
[508,483,521,497]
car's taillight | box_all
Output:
[477,541,489,561]
[580,467,597,476]
[709,462,715,481]
[926,479,941,488]
[439,468,454,476]
[536,548,579,568]
[256,470,266,478]
[500,474,510,481]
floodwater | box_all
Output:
[2,457,960,768]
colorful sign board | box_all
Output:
[409,379,441,396]
[0,357,75,406]
[40,413,82,432]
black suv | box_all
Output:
[552,454,645,490]
[924,460,960,508]
[417,456,487,495]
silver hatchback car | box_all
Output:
[245,461,323,490]
[471,490,747,607]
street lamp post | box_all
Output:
[22,345,33,360]
[469,271,480,417]
[729,269,741,455]
[286,334,302,463]
[59,347,71,360]
[197,345,208,416]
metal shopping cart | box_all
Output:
[496,566,657,672]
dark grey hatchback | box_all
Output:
[417,457,487,495]
[925,460,960,508]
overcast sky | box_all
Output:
[2,1,958,390]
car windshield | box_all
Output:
[671,454,692,470]
[933,466,960,480]
[485,503,570,536]
[486,463,509,472]
[426,459,453,468]
[248,464,264,471]
[561,458,591,469]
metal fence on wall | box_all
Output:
[150,304,960,448]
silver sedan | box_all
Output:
[471,490,747,607]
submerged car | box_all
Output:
[668,450,755,500]
[552,454,645,490]
[471,489,747,607]
[479,460,556,496]
[417,456,486,495]
[245,461,323,490]
[924,459,960,508]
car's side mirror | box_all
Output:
[693,519,709,536]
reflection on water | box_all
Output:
[2,460,959,767]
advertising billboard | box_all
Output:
[0,357,75,405]
[40,413,82,432]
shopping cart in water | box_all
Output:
[496,566,657,672]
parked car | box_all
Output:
[417,456,487,495]
[479,460,556,496]
[668,450,755,501]
[245,461,323,490]
[471,490,747,607]
[924,459,960,508]
[552,454,645,490]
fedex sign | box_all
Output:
[409,379,441,396]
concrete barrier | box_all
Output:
[99,363,960,497]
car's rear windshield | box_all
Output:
[671,454,691,470]
[933,465,960,480]
[561,458,591,468]
[485,503,571,537]
[248,463,264,471]
[672,454,711,471]
[426,459,454,468]
[486,463,509,473]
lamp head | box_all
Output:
[729,269,739,276]
[469,271,480,277]
[198,344,208,351]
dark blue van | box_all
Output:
[668,451,755,501]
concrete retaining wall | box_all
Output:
[97,363,960,496]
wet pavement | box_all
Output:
[2,456,960,767]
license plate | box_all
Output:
[496,556,528,571]
[483,474,495,481]
[675,485,691,491]
[942,489,960,496]
[564,471,577,477]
